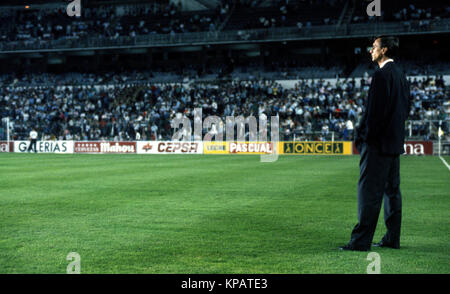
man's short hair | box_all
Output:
[375,36,399,59]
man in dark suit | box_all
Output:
[340,36,411,251]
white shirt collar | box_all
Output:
[380,59,394,68]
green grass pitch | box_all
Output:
[0,153,449,274]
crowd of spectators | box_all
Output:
[224,0,344,32]
[3,0,447,51]
[0,72,447,142]
[0,0,336,50]
[0,1,225,49]
[352,1,450,28]
[0,2,448,144]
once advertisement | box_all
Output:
[14,141,74,154]
[282,142,352,155]
[137,141,203,154]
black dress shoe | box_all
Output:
[339,244,369,251]
[373,241,400,249]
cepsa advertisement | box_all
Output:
[14,141,74,154]
[137,141,203,154]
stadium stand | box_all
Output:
[0,72,447,142]
[352,0,450,24]
[0,0,448,148]
[0,1,224,46]
[222,0,344,31]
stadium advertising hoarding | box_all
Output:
[137,141,203,154]
[351,141,433,155]
[7,141,433,155]
[74,142,101,153]
[203,141,228,154]
[204,141,351,155]
[228,142,275,154]
[74,142,136,154]
[404,141,433,155]
[0,141,13,152]
[14,141,74,153]
[203,141,279,155]
[281,141,352,155]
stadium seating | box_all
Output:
[0,1,448,144]
[0,72,447,142]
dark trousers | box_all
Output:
[349,143,402,249]
[27,139,37,153]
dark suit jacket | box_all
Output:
[355,62,411,155]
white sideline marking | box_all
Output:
[439,156,450,171]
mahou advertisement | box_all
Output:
[100,142,136,153]
[74,142,136,154]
